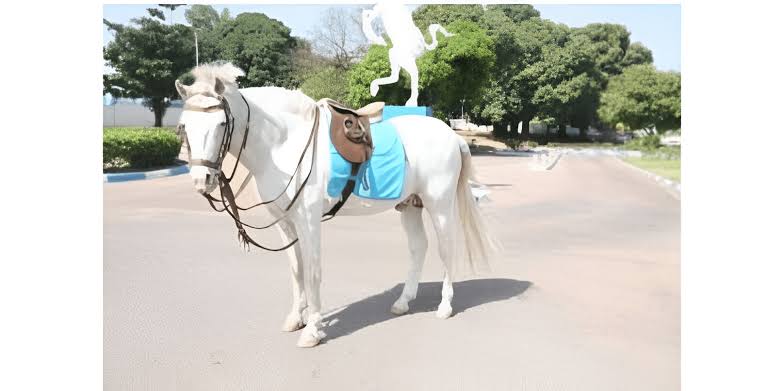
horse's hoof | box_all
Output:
[390,299,409,315]
[281,312,305,332]
[296,327,323,348]
[436,303,453,319]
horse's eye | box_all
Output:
[344,119,353,128]
[219,122,226,126]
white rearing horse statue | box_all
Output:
[362,3,453,106]
[175,63,498,348]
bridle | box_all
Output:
[185,92,324,252]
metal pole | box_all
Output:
[194,29,199,66]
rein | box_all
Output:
[189,92,323,252]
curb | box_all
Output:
[104,164,189,183]
[561,148,642,158]
[614,157,680,199]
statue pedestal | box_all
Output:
[382,106,433,121]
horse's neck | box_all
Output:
[225,88,315,193]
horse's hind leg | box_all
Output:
[427,199,458,319]
[391,205,427,315]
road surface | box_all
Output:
[104,154,680,390]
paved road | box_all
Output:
[104,155,680,391]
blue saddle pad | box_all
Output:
[328,120,406,200]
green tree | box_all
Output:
[184,4,220,30]
[412,4,485,30]
[525,34,603,137]
[598,64,681,134]
[485,4,540,23]
[103,8,195,126]
[621,42,654,67]
[198,12,299,88]
[476,12,571,139]
[569,23,631,77]
[299,67,350,103]
[417,20,495,115]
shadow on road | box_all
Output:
[322,278,532,344]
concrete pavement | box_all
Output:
[104,154,680,390]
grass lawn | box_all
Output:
[623,157,680,182]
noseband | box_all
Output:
[182,92,327,252]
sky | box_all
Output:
[103,3,681,72]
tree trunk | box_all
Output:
[151,99,167,127]
[558,123,567,139]
[153,105,165,127]
[519,119,530,140]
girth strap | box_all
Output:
[323,162,360,221]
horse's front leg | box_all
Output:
[292,203,325,348]
[277,219,307,332]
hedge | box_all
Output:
[103,127,182,170]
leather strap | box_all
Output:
[323,163,360,221]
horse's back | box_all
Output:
[389,115,464,195]
[388,115,462,163]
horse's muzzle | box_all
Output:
[191,166,218,194]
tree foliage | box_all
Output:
[184,4,221,30]
[621,42,654,68]
[569,23,631,77]
[197,12,299,88]
[412,4,485,29]
[598,64,681,133]
[525,34,603,133]
[299,67,350,103]
[103,8,195,126]
[485,4,540,23]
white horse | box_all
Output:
[175,63,497,347]
[362,3,453,106]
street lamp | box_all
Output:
[460,98,466,120]
[194,29,199,66]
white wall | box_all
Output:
[103,103,183,127]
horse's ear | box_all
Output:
[175,79,190,99]
[214,78,225,96]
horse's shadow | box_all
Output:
[321,278,532,343]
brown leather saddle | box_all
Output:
[321,99,384,163]
[318,99,385,218]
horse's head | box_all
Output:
[175,63,245,194]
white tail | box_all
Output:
[456,138,501,274]
[424,24,454,51]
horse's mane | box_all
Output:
[189,62,317,143]
[191,61,245,89]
